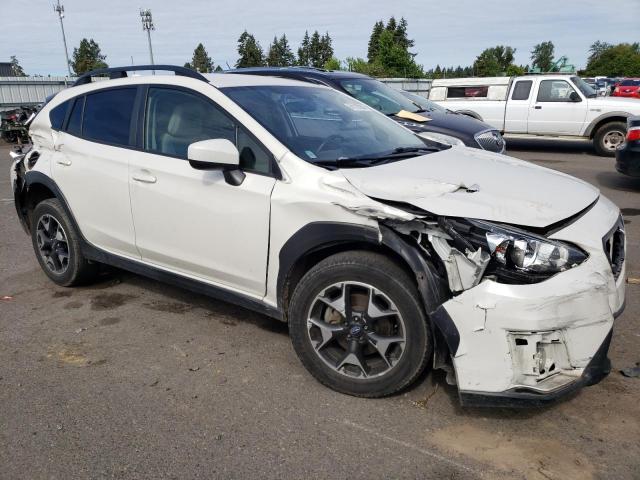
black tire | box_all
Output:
[593,121,626,157]
[30,198,98,286]
[288,251,432,398]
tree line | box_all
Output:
[8,17,640,78]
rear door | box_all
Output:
[504,79,532,133]
[51,87,139,258]
[527,79,587,135]
[127,86,276,296]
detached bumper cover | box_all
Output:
[459,327,614,407]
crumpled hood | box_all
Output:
[339,147,599,228]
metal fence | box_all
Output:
[0,76,75,111]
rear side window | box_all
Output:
[82,88,137,146]
[67,97,84,137]
[447,86,488,98]
[49,101,68,130]
[511,81,532,100]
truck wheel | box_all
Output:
[30,198,99,286]
[288,251,432,398]
[594,122,626,157]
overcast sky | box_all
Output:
[1,0,638,76]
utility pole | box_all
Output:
[53,0,72,76]
[140,9,155,66]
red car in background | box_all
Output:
[612,79,640,99]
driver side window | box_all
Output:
[144,87,272,174]
[537,80,577,102]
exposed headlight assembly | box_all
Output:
[418,132,465,147]
[456,219,588,283]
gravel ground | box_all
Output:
[1,140,639,480]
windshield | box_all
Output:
[338,78,424,115]
[620,79,640,86]
[571,76,597,98]
[221,85,430,166]
[399,90,446,113]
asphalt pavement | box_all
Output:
[1,140,639,480]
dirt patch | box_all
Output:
[432,424,595,480]
[143,301,194,314]
[90,293,136,311]
[99,317,121,326]
[64,301,83,310]
[52,290,73,298]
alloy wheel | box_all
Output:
[306,281,406,379]
[603,130,625,151]
[36,214,70,274]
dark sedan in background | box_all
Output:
[230,67,506,153]
[616,116,640,177]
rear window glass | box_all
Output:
[82,88,137,146]
[49,101,68,130]
[67,97,84,137]
[512,81,532,100]
[447,86,488,98]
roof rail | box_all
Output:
[73,65,208,86]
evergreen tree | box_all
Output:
[70,38,108,75]
[585,43,640,76]
[394,17,414,50]
[530,41,555,72]
[236,31,265,68]
[9,55,26,76]
[324,57,341,70]
[473,45,516,76]
[185,43,214,72]
[319,32,334,68]
[374,29,422,77]
[367,21,384,63]
[588,40,613,64]
[267,35,295,67]
[385,17,397,35]
[297,31,311,66]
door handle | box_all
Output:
[132,170,157,184]
[534,105,542,110]
[56,158,72,166]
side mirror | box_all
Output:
[569,91,581,102]
[187,139,245,186]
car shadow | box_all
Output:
[505,138,595,156]
[595,171,640,193]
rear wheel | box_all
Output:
[288,251,432,397]
[594,121,626,157]
[30,198,98,286]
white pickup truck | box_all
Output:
[429,75,640,156]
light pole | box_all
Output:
[53,0,72,76]
[140,9,155,66]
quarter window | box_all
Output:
[49,101,69,130]
[536,80,577,102]
[511,81,532,100]
[66,97,84,137]
[82,88,137,146]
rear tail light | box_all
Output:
[627,127,640,142]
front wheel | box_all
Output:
[594,121,626,157]
[288,251,432,397]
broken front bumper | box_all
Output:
[434,197,626,407]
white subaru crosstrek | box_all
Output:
[11,66,626,406]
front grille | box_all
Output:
[603,216,625,280]
[475,130,506,153]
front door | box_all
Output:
[128,86,276,297]
[527,79,587,135]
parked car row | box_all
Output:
[10,65,626,407]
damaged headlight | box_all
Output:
[462,220,588,282]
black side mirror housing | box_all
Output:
[569,91,582,102]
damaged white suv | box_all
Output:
[11,66,626,406]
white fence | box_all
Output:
[0,77,75,111]
[378,78,432,97]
